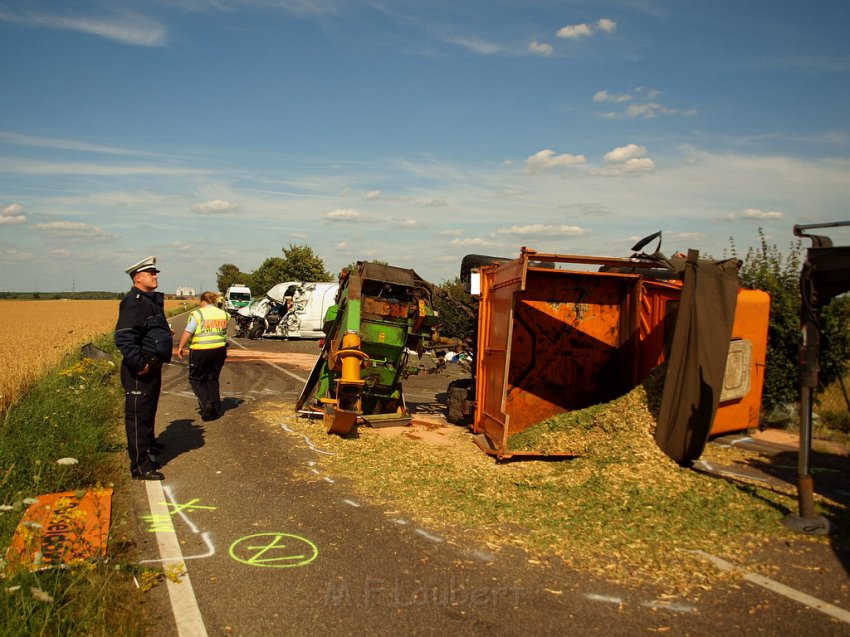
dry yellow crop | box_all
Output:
[0,299,190,414]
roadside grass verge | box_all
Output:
[266,378,850,596]
[0,335,144,637]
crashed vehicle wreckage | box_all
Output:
[234,281,339,340]
[296,233,771,467]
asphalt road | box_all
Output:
[124,316,850,636]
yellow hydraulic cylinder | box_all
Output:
[326,331,369,434]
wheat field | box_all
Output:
[0,299,190,415]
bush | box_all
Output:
[734,229,850,415]
[432,277,476,342]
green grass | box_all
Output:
[0,335,145,637]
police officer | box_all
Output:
[177,291,229,421]
[114,256,173,480]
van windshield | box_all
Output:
[230,293,250,302]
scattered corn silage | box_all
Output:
[265,371,828,594]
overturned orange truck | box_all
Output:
[449,238,770,465]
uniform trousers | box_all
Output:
[188,346,227,418]
[120,361,162,476]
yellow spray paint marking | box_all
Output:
[228,532,318,568]
[162,498,217,515]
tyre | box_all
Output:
[446,378,473,425]
[248,323,265,340]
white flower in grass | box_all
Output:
[6,585,20,594]
[30,587,53,603]
[56,457,79,466]
[0,505,12,512]
[22,497,37,505]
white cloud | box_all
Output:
[593,87,697,119]
[557,23,593,39]
[495,224,585,237]
[604,144,647,163]
[496,188,525,198]
[557,18,617,40]
[0,158,209,176]
[451,237,492,247]
[0,203,26,224]
[591,145,656,176]
[445,36,502,55]
[365,190,382,200]
[34,221,118,241]
[593,90,632,103]
[1,9,167,47]
[335,241,350,250]
[529,41,553,56]
[324,208,364,221]
[0,130,158,156]
[393,219,422,229]
[625,102,697,119]
[596,18,617,34]
[525,149,587,172]
[422,198,449,208]
[0,247,35,263]
[593,157,656,176]
[191,199,239,215]
[726,208,785,221]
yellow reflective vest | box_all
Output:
[188,305,229,350]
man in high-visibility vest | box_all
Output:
[178,290,230,421]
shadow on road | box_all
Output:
[221,396,245,414]
[155,418,206,466]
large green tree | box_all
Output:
[280,244,334,282]
[247,257,289,297]
[243,244,334,297]
[216,263,248,295]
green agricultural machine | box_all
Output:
[295,261,442,434]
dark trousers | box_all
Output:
[120,362,162,476]
[188,346,227,416]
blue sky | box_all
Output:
[1,0,849,292]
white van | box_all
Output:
[236,281,339,339]
[224,284,251,314]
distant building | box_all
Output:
[175,287,196,297]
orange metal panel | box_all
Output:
[710,289,770,435]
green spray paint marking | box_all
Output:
[229,532,318,568]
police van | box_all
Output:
[224,284,252,315]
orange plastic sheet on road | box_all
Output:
[5,488,112,572]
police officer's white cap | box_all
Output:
[125,256,160,277]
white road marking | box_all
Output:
[641,600,697,613]
[144,480,208,637]
[229,338,309,383]
[414,528,444,543]
[585,593,623,605]
[692,550,850,624]
[281,423,336,455]
[693,460,770,483]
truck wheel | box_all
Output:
[248,324,265,340]
[446,378,473,425]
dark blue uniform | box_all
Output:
[114,288,173,477]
